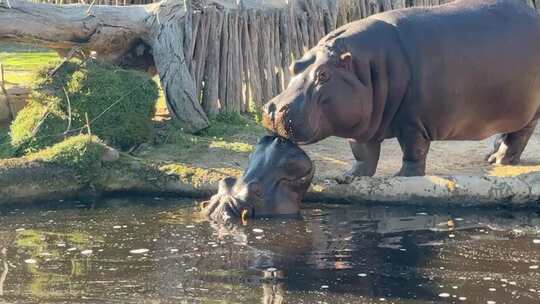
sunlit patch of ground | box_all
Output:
[0,42,59,87]
[152,75,169,117]
[488,164,540,177]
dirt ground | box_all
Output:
[141,122,540,181]
[305,126,540,179]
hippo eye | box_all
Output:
[316,70,330,84]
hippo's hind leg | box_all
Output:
[396,125,431,176]
[486,119,538,165]
[336,140,381,184]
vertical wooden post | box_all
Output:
[188,11,201,76]
[194,10,211,98]
[240,11,251,112]
[0,63,15,121]
[218,11,229,112]
[279,9,291,88]
[247,10,262,110]
[202,7,223,115]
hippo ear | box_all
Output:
[290,53,316,75]
[338,52,353,71]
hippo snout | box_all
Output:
[262,99,287,136]
[200,177,254,222]
[262,101,277,126]
[201,136,315,222]
[234,181,263,201]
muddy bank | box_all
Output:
[83,170,540,207]
[2,143,540,207]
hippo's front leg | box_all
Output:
[337,140,381,184]
[396,126,430,176]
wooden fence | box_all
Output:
[29,0,540,115]
[181,0,540,115]
[30,0,154,5]
[183,1,436,114]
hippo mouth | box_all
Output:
[200,177,248,222]
[279,109,326,146]
[200,191,253,223]
[264,114,323,146]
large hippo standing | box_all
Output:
[262,0,540,179]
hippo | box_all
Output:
[262,0,540,180]
[201,136,314,221]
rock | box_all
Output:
[0,85,30,124]
[101,146,120,163]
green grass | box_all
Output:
[25,135,104,175]
[198,112,262,138]
[0,128,13,158]
[141,112,264,167]
[9,60,159,153]
[0,42,59,87]
[159,113,264,150]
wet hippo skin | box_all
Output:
[262,0,540,180]
[201,136,314,221]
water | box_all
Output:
[0,198,539,303]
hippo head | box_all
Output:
[201,136,314,221]
[262,47,372,144]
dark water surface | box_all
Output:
[0,198,539,303]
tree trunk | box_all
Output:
[150,1,209,132]
[0,0,209,133]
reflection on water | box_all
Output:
[0,198,539,303]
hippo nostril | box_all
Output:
[247,181,263,198]
[266,102,277,123]
[267,102,277,114]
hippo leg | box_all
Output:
[486,119,538,165]
[396,127,430,176]
[485,134,506,161]
[336,140,381,184]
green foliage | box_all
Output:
[26,135,104,174]
[147,113,263,167]
[198,112,263,138]
[0,128,13,158]
[9,93,66,154]
[9,60,159,154]
[157,113,263,153]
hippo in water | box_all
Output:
[262,0,540,180]
[201,136,314,221]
